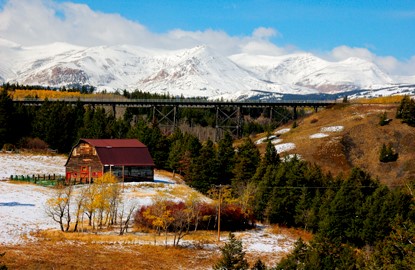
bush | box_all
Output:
[379,112,391,126]
[379,143,398,163]
[1,143,16,152]
[310,118,318,124]
[134,201,254,232]
[18,137,49,150]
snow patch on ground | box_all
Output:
[274,143,296,154]
[255,135,277,145]
[320,126,344,132]
[235,226,296,255]
[309,133,329,139]
[274,128,290,135]
[271,138,283,145]
[0,182,55,244]
[0,153,67,180]
[283,154,303,161]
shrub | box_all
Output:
[379,143,398,163]
[379,112,391,126]
[1,143,16,152]
[18,137,49,150]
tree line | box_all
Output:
[0,88,291,153]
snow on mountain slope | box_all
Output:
[0,39,411,99]
[230,53,394,94]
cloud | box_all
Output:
[252,27,279,39]
[0,0,154,47]
[0,0,413,76]
[0,0,288,56]
[327,45,415,76]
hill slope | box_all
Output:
[256,102,415,185]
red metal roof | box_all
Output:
[81,139,147,148]
[76,139,155,167]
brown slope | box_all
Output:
[261,103,415,186]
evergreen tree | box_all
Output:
[318,168,377,246]
[0,89,15,148]
[0,251,6,270]
[186,139,218,193]
[276,236,358,270]
[251,259,267,270]
[216,132,235,185]
[379,143,398,162]
[396,95,415,126]
[232,137,260,187]
[264,139,279,166]
[366,217,415,269]
[213,233,249,270]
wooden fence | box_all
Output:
[10,174,65,186]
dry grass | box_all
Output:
[352,95,405,104]
[269,225,313,242]
[259,103,415,185]
[1,240,219,270]
[155,169,185,184]
[0,227,300,269]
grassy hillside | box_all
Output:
[254,102,415,186]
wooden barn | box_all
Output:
[65,139,155,183]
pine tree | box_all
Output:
[232,137,260,186]
[0,89,15,148]
[264,139,279,166]
[0,251,6,270]
[251,259,267,270]
[217,132,235,185]
[186,139,218,193]
[396,95,415,126]
[379,143,398,163]
[213,233,249,270]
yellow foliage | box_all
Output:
[9,89,129,101]
[94,172,118,185]
[353,95,405,104]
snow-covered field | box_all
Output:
[0,153,66,180]
[0,153,296,256]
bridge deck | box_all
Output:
[13,98,336,108]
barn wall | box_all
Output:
[65,143,102,183]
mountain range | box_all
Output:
[1,38,414,100]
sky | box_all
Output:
[0,0,414,76]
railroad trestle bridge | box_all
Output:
[13,99,336,140]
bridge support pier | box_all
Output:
[152,105,177,134]
[215,106,243,141]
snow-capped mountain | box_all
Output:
[0,39,413,100]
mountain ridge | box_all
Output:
[0,39,414,100]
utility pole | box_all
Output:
[217,184,222,242]
[214,184,229,242]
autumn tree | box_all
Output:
[142,197,175,246]
[45,184,73,232]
